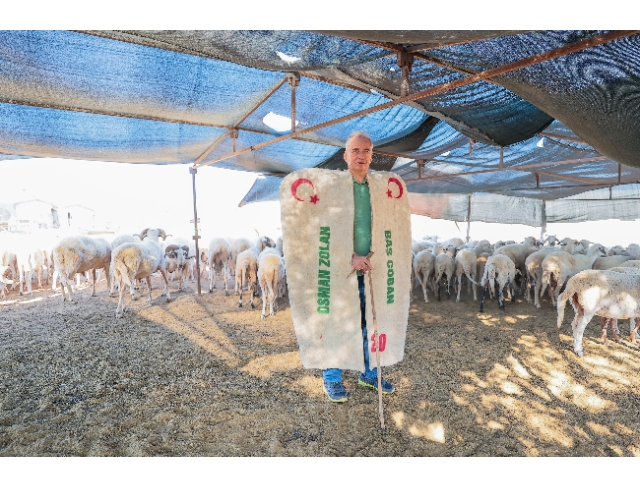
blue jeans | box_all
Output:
[323,275,377,383]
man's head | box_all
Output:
[344,131,373,182]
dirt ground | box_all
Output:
[1,274,639,457]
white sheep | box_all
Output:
[164,244,190,291]
[235,246,260,308]
[454,248,478,302]
[473,254,518,312]
[257,248,286,319]
[525,240,584,308]
[111,228,171,318]
[493,236,539,290]
[593,254,633,270]
[557,269,640,357]
[15,247,46,296]
[0,265,13,299]
[254,235,276,252]
[434,252,455,301]
[540,244,606,307]
[229,237,252,277]
[413,249,436,303]
[207,237,232,295]
[52,236,112,303]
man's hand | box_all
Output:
[352,253,374,274]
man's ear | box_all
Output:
[343,151,348,163]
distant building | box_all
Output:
[2,199,59,232]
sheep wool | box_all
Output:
[280,168,411,371]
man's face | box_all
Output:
[344,136,373,175]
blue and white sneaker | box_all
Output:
[323,380,348,403]
[358,374,395,394]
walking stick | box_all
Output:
[366,267,385,432]
[347,251,385,431]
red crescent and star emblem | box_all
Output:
[291,178,320,204]
[387,177,404,199]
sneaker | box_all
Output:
[358,374,395,394]
[323,381,347,403]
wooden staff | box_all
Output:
[367,266,385,431]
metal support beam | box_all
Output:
[535,172,541,188]
[287,72,300,133]
[196,30,638,169]
[189,167,202,297]
[397,52,414,97]
[538,132,585,144]
[193,75,289,165]
[403,155,609,182]
[417,159,425,179]
[540,200,547,240]
[618,163,622,184]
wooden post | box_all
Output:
[190,166,202,296]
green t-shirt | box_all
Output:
[353,176,372,257]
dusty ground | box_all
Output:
[1,275,639,457]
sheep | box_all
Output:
[235,246,260,308]
[626,243,640,259]
[556,269,640,357]
[434,252,455,301]
[606,245,628,256]
[111,228,171,318]
[229,237,252,277]
[525,240,584,308]
[413,249,436,303]
[593,254,633,270]
[474,254,518,313]
[454,248,478,302]
[540,244,606,307]
[254,235,276,252]
[0,265,13,299]
[163,244,190,291]
[276,236,285,258]
[15,247,46,296]
[493,237,539,291]
[542,235,558,246]
[1,249,18,290]
[441,237,465,248]
[207,237,232,295]
[598,265,640,343]
[52,236,112,303]
[257,248,286,319]
[411,240,431,254]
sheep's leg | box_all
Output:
[260,281,267,319]
[66,274,76,303]
[158,268,171,302]
[600,317,609,346]
[91,268,97,297]
[224,264,230,296]
[59,275,67,302]
[417,272,429,303]
[18,266,25,296]
[268,279,276,316]
[629,318,640,340]
[573,312,594,357]
[498,282,506,312]
[534,278,543,309]
[144,276,153,303]
[479,285,486,313]
[208,265,215,293]
[610,318,620,343]
[469,273,477,301]
[630,319,640,343]
[115,271,129,318]
[526,273,533,304]
[456,274,462,303]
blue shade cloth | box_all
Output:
[2,30,640,225]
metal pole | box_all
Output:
[288,73,300,133]
[466,194,472,242]
[189,166,202,296]
[541,200,547,241]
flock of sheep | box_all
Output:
[0,229,287,321]
[411,234,640,356]
[3,229,640,358]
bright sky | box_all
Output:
[3,157,640,249]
